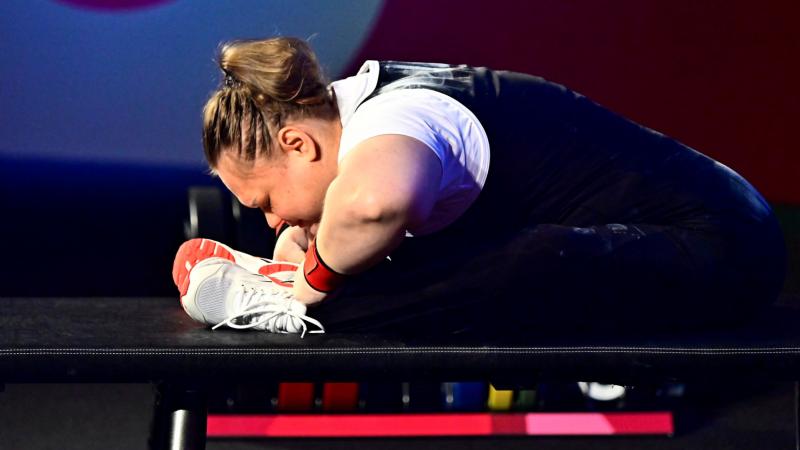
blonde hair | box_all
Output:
[202,37,338,167]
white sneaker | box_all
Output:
[173,238,297,297]
[180,257,324,337]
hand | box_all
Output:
[272,225,312,263]
[291,263,329,305]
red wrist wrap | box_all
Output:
[303,239,347,293]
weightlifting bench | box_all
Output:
[1,295,800,449]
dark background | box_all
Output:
[1,2,799,449]
[1,0,797,298]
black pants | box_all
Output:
[310,214,786,338]
[310,72,787,338]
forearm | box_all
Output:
[291,182,407,303]
[316,189,407,275]
[290,135,441,304]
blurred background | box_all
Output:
[0,0,798,297]
[1,3,799,450]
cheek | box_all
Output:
[278,178,323,220]
[287,188,319,219]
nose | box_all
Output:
[264,212,282,229]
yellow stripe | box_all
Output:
[487,384,514,411]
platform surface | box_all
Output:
[1,297,799,383]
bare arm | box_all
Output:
[292,134,442,303]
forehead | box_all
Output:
[213,150,255,178]
[216,147,284,175]
[213,152,258,206]
[214,148,285,193]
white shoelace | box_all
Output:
[211,285,325,338]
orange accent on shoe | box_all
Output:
[172,238,235,297]
[260,263,298,275]
[259,263,297,288]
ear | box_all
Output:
[276,126,320,162]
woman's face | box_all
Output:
[214,148,327,231]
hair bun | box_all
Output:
[218,37,328,104]
[202,36,339,167]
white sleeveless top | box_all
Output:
[330,60,491,236]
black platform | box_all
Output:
[3,296,800,449]
[2,296,800,384]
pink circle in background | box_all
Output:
[55,0,174,11]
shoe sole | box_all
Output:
[173,238,235,297]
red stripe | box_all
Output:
[259,264,298,288]
[260,263,297,275]
[491,413,528,435]
[208,413,493,437]
[207,412,673,437]
[605,412,674,434]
